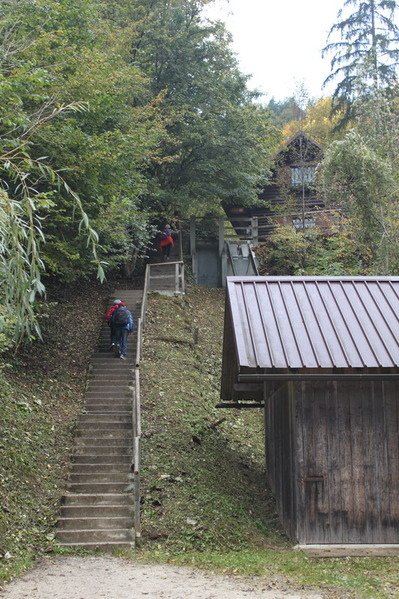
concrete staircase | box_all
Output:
[56,289,143,551]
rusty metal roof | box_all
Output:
[227,276,399,369]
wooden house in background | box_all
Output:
[220,275,399,555]
[225,131,328,235]
[260,131,324,214]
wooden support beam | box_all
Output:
[216,402,264,409]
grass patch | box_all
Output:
[139,286,399,599]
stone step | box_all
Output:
[83,411,131,418]
[57,541,134,551]
[72,458,131,467]
[62,493,132,507]
[58,516,133,530]
[91,352,136,359]
[87,366,134,372]
[79,414,132,424]
[87,378,135,387]
[56,528,134,544]
[86,391,132,400]
[109,292,142,297]
[76,423,132,433]
[86,384,134,392]
[76,436,132,446]
[87,376,135,382]
[71,463,131,474]
[97,340,137,346]
[84,401,131,408]
[83,409,132,416]
[73,454,131,465]
[86,391,133,405]
[88,374,134,381]
[69,471,130,483]
[91,356,135,364]
[85,389,133,396]
[85,391,133,398]
[60,505,133,518]
[67,481,132,494]
[88,373,133,380]
[97,339,137,345]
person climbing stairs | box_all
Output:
[56,289,143,550]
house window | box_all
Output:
[293,216,315,229]
[291,166,316,187]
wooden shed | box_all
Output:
[220,276,399,555]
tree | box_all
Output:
[112,0,278,217]
[318,127,399,272]
[282,97,346,146]
[0,0,164,344]
[323,0,399,127]
[267,96,304,127]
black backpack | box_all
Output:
[112,306,129,326]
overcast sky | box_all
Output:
[204,0,347,102]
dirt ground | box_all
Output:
[0,556,323,599]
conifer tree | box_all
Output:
[323,0,399,127]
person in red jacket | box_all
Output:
[105,299,126,351]
[159,224,175,260]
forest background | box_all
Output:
[0,0,399,350]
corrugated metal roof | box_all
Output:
[227,276,399,369]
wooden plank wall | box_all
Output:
[295,380,399,544]
[265,382,297,540]
[220,301,238,400]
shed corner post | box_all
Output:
[263,381,268,473]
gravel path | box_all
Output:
[0,556,323,599]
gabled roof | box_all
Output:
[275,131,323,164]
[226,276,399,370]
[283,130,322,152]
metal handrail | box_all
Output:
[132,264,149,546]
[132,259,185,545]
[133,366,141,544]
[132,317,142,544]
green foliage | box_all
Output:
[319,126,399,273]
[267,96,304,127]
[323,0,399,128]
[121,0,278,215]
[255,221,365,276]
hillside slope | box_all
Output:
[140,286,284,551]
[0,280,113,580]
